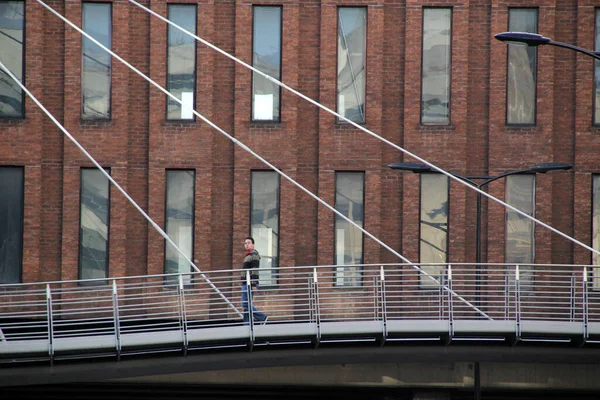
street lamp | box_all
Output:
[494,32,600,61]
[387,161,572,264]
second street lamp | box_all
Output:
[387,161,572,264]
[494,32,600,61]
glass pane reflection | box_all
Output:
[507,8,537,125]
[0,167,23,283]
[251,171,280,286]
[420,174,448,288]
[82,3,111,119]
[421,8,451,125]
[593,176,600,289]
[337,7,366,123]
[0,1,24,117]
[335,172,364,286]
[79,169,110,281]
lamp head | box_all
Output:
[494,32,551,47]
[387,162,432,173]
[529,162,572,173]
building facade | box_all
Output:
[0,0,599,286]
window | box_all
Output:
[335,172,364,286]
[594,9,600,125]
[0,1,24,118]
[507,8,538,125]
[419,174,448,287]
[505,175,535,287]
[250,171,280,286]
[79,168,110,281]
[0,167,23,283]
[167,4,196,120]
[165,170,195,281]
[592,176,600,289]
[337,7,366,123]
[252,6,281,122]
[82,2,111,120]
[421,8,451,125]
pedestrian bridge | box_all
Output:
[1,263,600,364]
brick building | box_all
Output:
[0,0,598,286]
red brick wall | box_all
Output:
[1,0,596,285]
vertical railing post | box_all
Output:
[515,265,521,339]
[178,274,189,355]
[570,273,576,322]
[583,267,589,342]
[246,270,254,345]
[112,280,121,360]
[313,268,321,345]
[447,265,453,339]
[380,266,387,341]
[46,284,54,363]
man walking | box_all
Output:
[241,236,268,324]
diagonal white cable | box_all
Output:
[0,64,244,316]
[130,0,600,260]
[35,0,490,319]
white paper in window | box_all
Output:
[253,94,273,120]
[181,92,194,119]
[338,94,345,117]
[178,225,192,284]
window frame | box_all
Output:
[420,7,453,126]
[81,1,112,121]
[593,8,600,126]
[251,5,283,123]
[418,173,450,288]
[592,175,600,289]
[249,170,281,288]
[165,3,198,122]
[0,166,24,284]
[163,169,196,280]
[505,7,539,126]
[336,6,367,124]
[0,0,25,119]
[78,167,111,284]
[333,170,365,287]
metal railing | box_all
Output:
[1,263,600,363]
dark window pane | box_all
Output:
[0,1,24,117]
[421,8,451,125]
[165,170,194,281]
[82,2,111,119]
[335,172,364,286]
[167,5,196,120]
[337,7,366,123]
[420,174,448,287]
[251,171,279,286]
[0,167,23,283]
[594,10,600,125]
[79,169,110,281]
[252,6,281,121]
[593,176,600,288]
[507,8,537,125]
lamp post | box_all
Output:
[387,162,572,264]
[494,32,600,61]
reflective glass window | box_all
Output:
[167,5,196,120]
[335,172,364,286]
[0,167,23,283]
[252,6,281,122]
[165,170,195,282]
[594,9,600,125]
[0,1,24,118]
[419,174,448,287]
[337,7,366,123]
[79,168,110,281]
[421,8,451,125]
[250,171,280,286]
[593,176,600,288]
[82,2,111,120]
[507,8,537,125]
[505,175,535,287]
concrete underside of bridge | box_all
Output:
[3,345,600,394]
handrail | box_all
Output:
[1,263,600,363]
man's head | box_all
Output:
[244,236,255,252]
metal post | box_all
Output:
[112,280,122,360]
[46,284,54,363]
[178,274,189,355]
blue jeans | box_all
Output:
[241,283,267,324]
